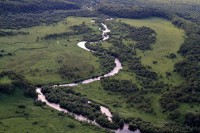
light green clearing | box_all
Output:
[0,17,102,85]
[0,76,12,84]
[118,17,185,86]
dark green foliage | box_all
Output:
[96,52,115,74]
[184,113,200,128]
[0,30,29,37]
[0,9,96,29]
[101,78,138,94]
[41,86,119,129]
[128,117,192,133]
[96,115,119,129]
[109,22,156,50]
[167,53,177,59]
[107,22,156,50]
[128,57,158,80]
[0,83,14,94]
[98,5,169,19]
[168,110,180,121]
[0,0,80,13]
[43,23,93,40]
[34,100,46,107]
[127,93,153,113]
[85,43,116,74]
[67,123,75,128]
[58,65,81,80]
[83,34,103,42]
[18,105,26,109]
[0,71,36,98]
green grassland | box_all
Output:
[0,89,106,133]
[73,82,168,126]
[72,18,196,127]
[0,17,198,131]
[118,17,185,86]
[0,17,102,85]
[0,76,12,84]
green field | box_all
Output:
[0,89,106,133]
[0,76,12,84]
[73,82,168,126]
[118,17,185,86]
[72,18,191,126]
[0,17,102,85]
[0,17,198,131]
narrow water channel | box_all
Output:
[36,20,140,133]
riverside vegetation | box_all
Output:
[0,0,200,133]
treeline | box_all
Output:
[0,9,97,29]
[58,65,81,80]
[101,78,138,94]
[83,33,103,42]
[0,71,36,98]
[0,30,29,37]
[128,117,192,133]
[0,0,80,13]
[184,112,200,130]
[41,86,124,129]
[85,43,116,74]
[108,22,156,50]
[128,57,158,80]
[97,5,169,19]
[43,23,93,40]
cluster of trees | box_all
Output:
[42,31,73,40]
[0,30,29,37]
[101,78,138,94]
[94,52,115,74]
[128,57,158,80]
[184,113,200,129]
[83,33,103,42]
[58,65,81,80]
[100,78,155,113]
[109,22,156,50]
[85,43,116,74]
[71,23,93,34]
[41,86,123,129]
[0,9,96,29]
[43,23,93,40]
[0,50,14,58]
[0,71,36,98]
[128,117,192,133]
[127,93,153,113]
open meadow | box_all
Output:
[0,17,102,85]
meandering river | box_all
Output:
[36,21,140,133]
